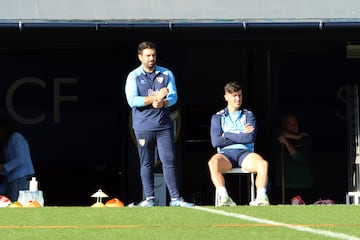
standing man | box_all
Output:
[208,82,269,206]
[125,41,193,207]
[275,113,313,204]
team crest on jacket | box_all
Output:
[138,138,145,147]
[156,76,164,84]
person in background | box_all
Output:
[0,116,35,201]
[208,82,270,206]
[275,113,313,204]
[124,41,193,207]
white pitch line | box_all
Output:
[193,206,360,240]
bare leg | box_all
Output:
[241,152,268,189]
[208,153,232,188]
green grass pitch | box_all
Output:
[0,205,359,240]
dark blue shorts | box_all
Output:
[220,149,252,168]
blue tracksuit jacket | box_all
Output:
[210,107,256,153]
[125,65,178,131]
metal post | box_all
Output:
[346,85,360,204]
[281,145,285,204]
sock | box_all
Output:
[217,186,229,198]
[146,196,155,200]
[256,187,267,198]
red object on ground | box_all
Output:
[0,195,11,207]
[290,196,305,205]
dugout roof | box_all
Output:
[0,0,360,27]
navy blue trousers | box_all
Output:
[6,176,29,201]
[134,128,180,199]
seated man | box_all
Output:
[208,82,269,206]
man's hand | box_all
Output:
[278,134,297,156]
[278,135,289,146]
[156,87,169,101]
[152,99,164,109]
[144,88,169,106]
[242,124,255,133]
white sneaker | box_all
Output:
[218,196,236,206]
[138,198,155,207]
[249,195,270,206]
[170,198,194,207]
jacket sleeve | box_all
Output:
[124,71,147,108]
[164,70,178,107]
[3,133,30,173]
[223,111,257,144]
[210,114,235,148]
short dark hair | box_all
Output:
[224,82,242,94]
[137,41,157,54]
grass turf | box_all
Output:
[0,205,359,240]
